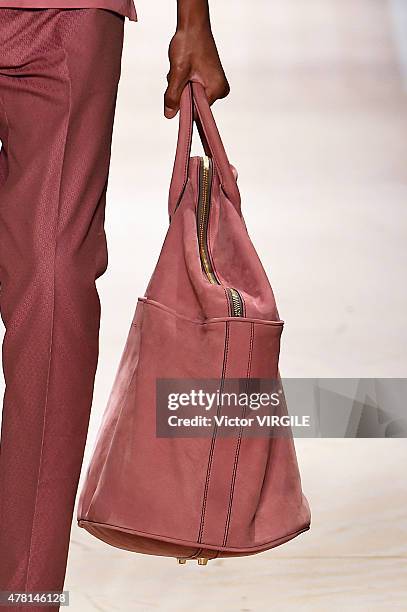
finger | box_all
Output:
[205,78,230,106]
[164,95,178,119]
[164,71,189,119]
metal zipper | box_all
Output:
[226,287,244,318]
[197,155,244,317]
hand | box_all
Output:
[164,24,230,119]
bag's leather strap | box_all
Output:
[168,81,241,219]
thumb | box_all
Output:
[164,76,188,119]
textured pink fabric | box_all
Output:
[0,0,137,21]
[77,83,311,560]
[0,8,124,610]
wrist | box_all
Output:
[177,0,211,31]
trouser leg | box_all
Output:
[0,9,124,609]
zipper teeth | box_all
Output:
[228,288,244,317]
[198,156,244,317]
[198,155,219,285]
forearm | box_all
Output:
[177,0,211,30]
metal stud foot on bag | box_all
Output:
[177,558,187,565]
[197,557,209,566]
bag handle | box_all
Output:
[168,81,241,219]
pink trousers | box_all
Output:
[0,8,124,609]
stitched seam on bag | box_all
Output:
[184,84,193,192]
[193,91,225,189]
[222,322,255,546]
[197,320,230,543]
[139,298,284,327]
[183,83,193,190]
[173,83,194,215]
[79,518,310,550]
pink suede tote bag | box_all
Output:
[77,81,311,564]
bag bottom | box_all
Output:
[77,519,310,559]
